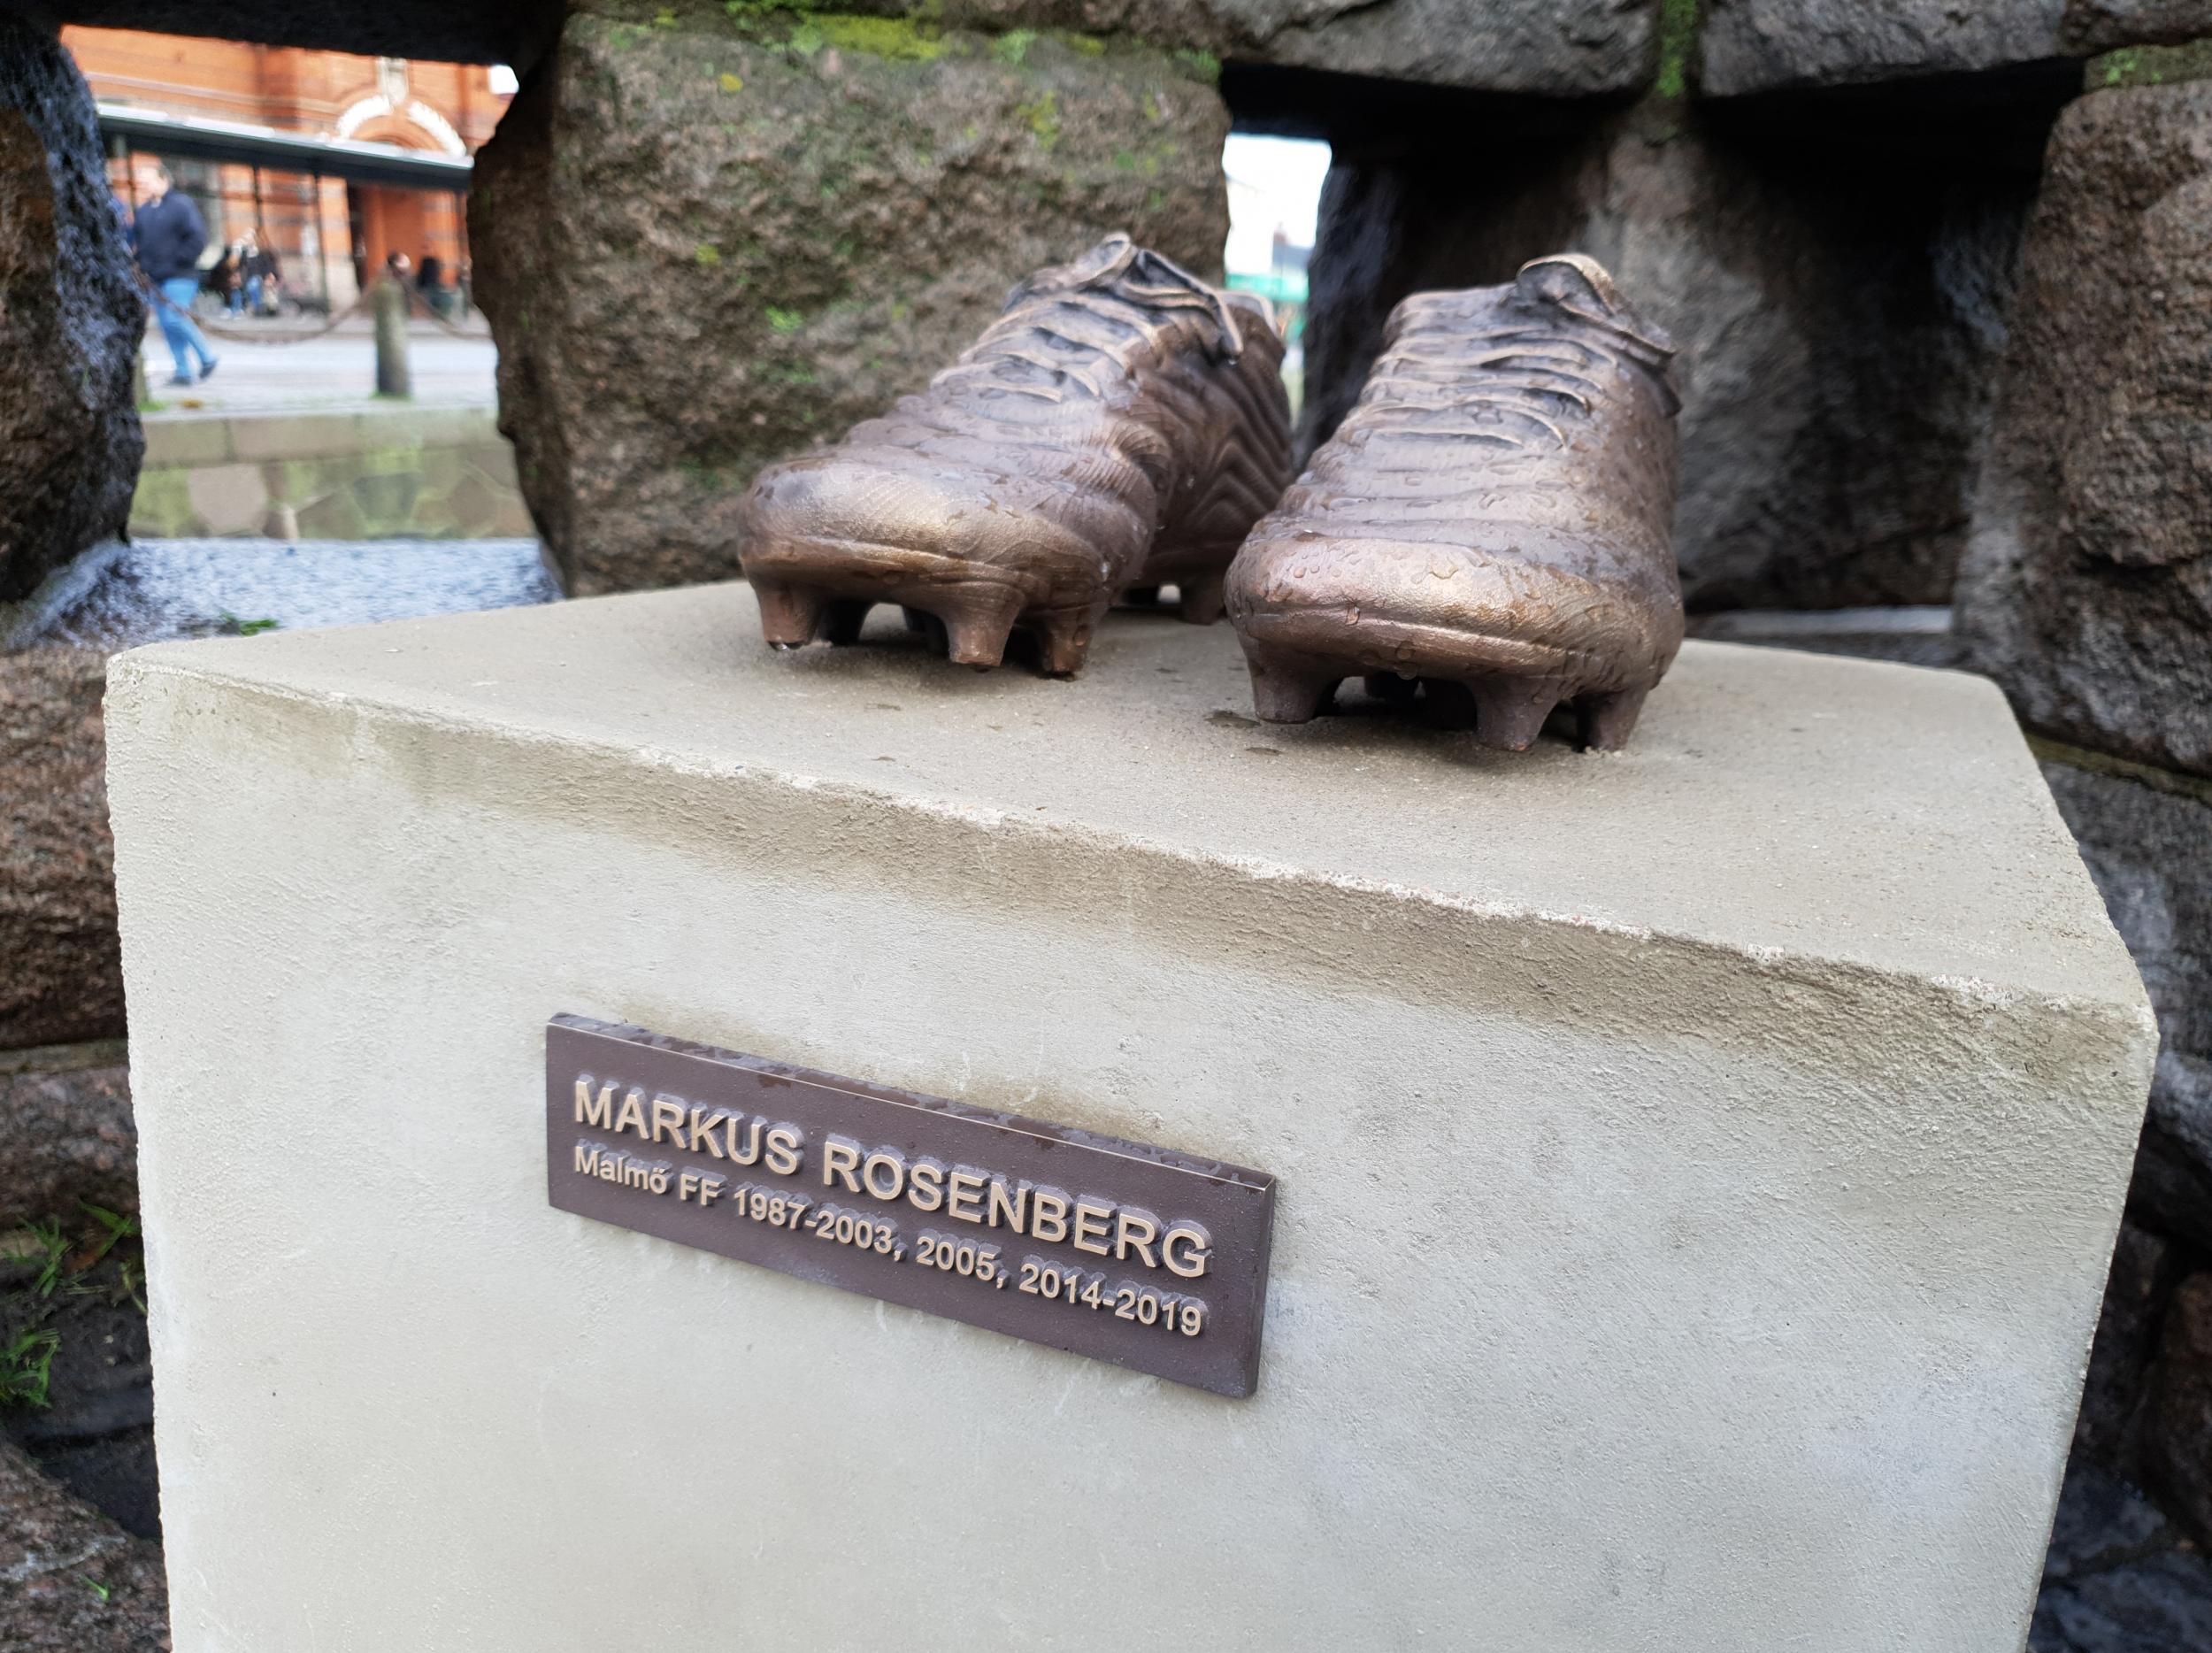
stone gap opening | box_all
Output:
[68,26,505,315]
[1221,56,2078,612]
[1221,129,1330,417]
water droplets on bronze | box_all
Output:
[1225,254,1685,752]
[738,235,1294,676]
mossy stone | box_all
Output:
[472,7,1232,593]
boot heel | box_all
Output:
[1030,598,1110,678]
[1577,688,1647,751]
[1469,675,1569,751]
[1175,571,1228,627]
[752,580,827,649]
[1244,649,1341,724]
[935,588,1028,670]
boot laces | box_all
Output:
[1362,331,1619,452]
[1363,263,1678,451]
[933,234,1244,406]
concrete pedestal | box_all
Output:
[105,588,2154,1652]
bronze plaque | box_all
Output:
[545,1015,1277,1397]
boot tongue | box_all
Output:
[1014,234,1246,362]
[1514,255,1679,408]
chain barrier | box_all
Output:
[142,276,490,345]
[143,275,370,342]
[397,282,491,339]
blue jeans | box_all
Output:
[153,276,216,379]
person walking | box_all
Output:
[129,156,218,385]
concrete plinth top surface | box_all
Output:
[112,581,2141,1019]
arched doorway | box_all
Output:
[339,101,469,300]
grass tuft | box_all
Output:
[0,1326,59,1409]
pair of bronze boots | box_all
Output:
[738,235,1683,752]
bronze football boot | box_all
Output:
[1225,254,1683,751]
[738,235,1294,675]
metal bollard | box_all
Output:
[373,275,412,399]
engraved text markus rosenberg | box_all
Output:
[568,1075,1218,1339]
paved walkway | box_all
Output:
[142,314,498,412]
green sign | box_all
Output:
[1226,271,1309,304]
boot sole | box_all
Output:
[1234,608,1652,752]
[745,535,1107,676]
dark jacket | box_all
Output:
[132,189,207,283]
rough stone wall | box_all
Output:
[1931,55,2212,1638]
[2047,1222,2212,1634]
[0,1434,167,1652]
[0,20,157,1593]
[0,649,124,1051]
[1957,78,2212,777]
[1946,62,2212,1592]
[2045,764,2212,1258]
[1698,0,2212,93]
[0,14,143,604]
[2032,1458,2212,1647]
[474,7,1233,594]
[2063,0,2212,51]
[2146,1274,2212,1547]
[0,1049,135,1232]
[850,0,1661,94]
[1697,0,2069,95]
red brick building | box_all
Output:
[64,27,510,308]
